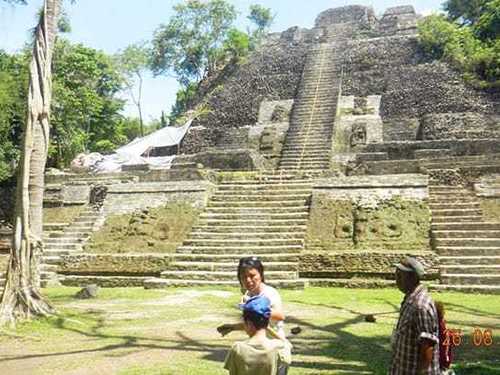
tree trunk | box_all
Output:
[137,74,144,137]
[0,0,61,327]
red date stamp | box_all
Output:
[444,328,493,347]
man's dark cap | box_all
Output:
[395,256,425,279]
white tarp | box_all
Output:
[70,119,193,173]
[115,119,192,157]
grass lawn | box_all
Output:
[0,287,498,375]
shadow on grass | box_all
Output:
[1,296,499,375]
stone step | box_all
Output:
[424,160,500,169]
[440,264,500,274]
[291,113,336,120]
[43,249,72,257]
[44,235,85,245]
[172,253,300,263]
[440,274,500,285]
[249,175,311,181]
[73,215,101,223]
[433,230,500,239]
[189,231,305,240]
[278,168,326,173]
[43,223,68,231]
[284,138,332,145]
[45,243,80,250]
[439,255,500,265]
[199,212,309,220]
[280,155,330,161]
[71,220,96,226]
[306,278,395,288]
[279,160,330,166]
[286,126,333,132]
[287,123,333,130]
[205,207,308,214]
[197,219,308,227]
[191,225,307,234]
[429,202,480,210]
[183,238,304,247]
[299,82,339,89]
[176,245,303,254]
[281,147,330,154]
[428,197,478,204]
[431,208,482,217]
[41,264,58,273]
[212,190,311,198]
[436,246,500,256]
[282,146,331,152]
[291,110,336,117]
[211,193,310,201]
[144,277,306,289]
[170,261,298,272]
[431,215,482,223]
[279,162,328,168]
[430,284,500,294]
[281,150,330,156]
[428,186,468,192]
[43,255,63,265]
[285,129,332,137]
[428,193,473,200]
[160,270,298,281]
[207,200,307,208]
[218,182,313,189]
[61,275,148,287]
[44,231,89,239]
[279,165,328,171]
[280,153,330,160]
[64,227,94,234]
[432,222,500,231]
[434,238,500,247]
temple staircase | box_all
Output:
[145,173,312,289]
[41,206,104,286]
[279,41,343,173]
[429,184,500,294]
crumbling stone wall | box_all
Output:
[103,181,213,215]
[342,34,499,144]
[181,30,311,153]
[419,112,500,140]
[378,6,418,36]
[315,5,376,27]
[306,175,430,251]
[59,254,171,276]
[299,251,438,279]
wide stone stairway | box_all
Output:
[145,174,312,289]
[41,206,103,286]
[429,184,500,293]
[278,41,343,173]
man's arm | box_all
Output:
[416,306,439,373]
[217,322,244,336]
[418,338,435,372]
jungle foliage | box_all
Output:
[418,0,500,86]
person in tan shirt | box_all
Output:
[224,295,291,375]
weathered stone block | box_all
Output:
[299,251,438,279]
[306,179,430,251]
[59,254,172,275]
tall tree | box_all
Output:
[151,0,237,86]
[0,0,61,326]
[115,43,150,137]
[51,39,125,165]
[247,4,274,37]
[443,0,488,25]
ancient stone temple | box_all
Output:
[1,5,499,293]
